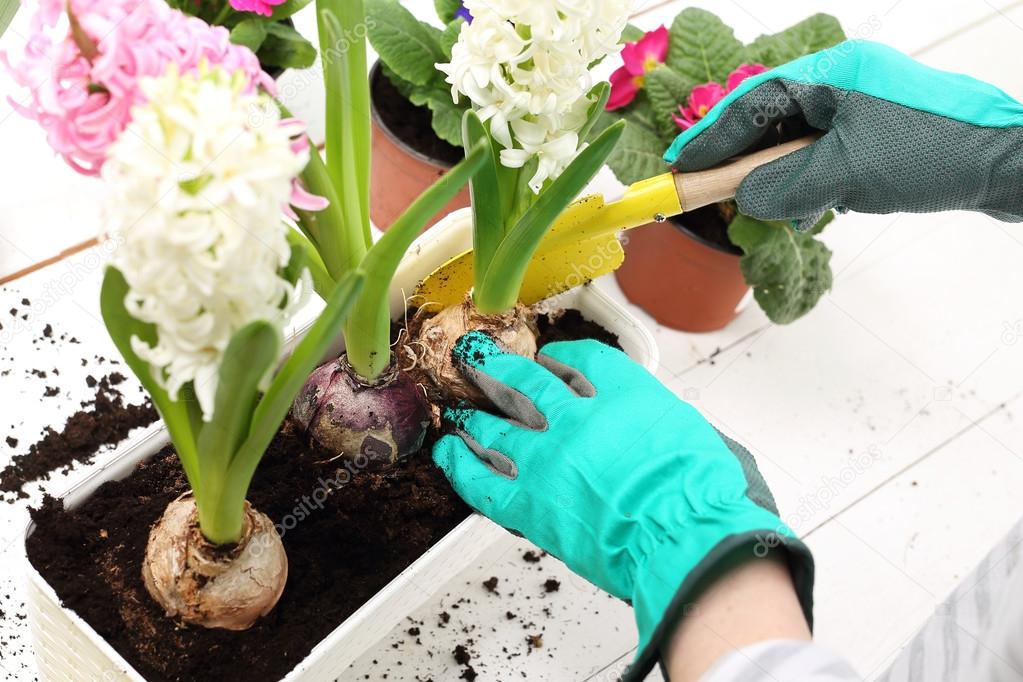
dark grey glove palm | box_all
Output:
[665,40,1023,228]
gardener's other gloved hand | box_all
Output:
[665,40,1023,229]
[432,332,814,681]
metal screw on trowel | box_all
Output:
[653,213,666,223]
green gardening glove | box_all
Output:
[665,40,1023,229]
[432,332,814,681]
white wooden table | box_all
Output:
[2,1,1023,679]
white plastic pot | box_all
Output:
[23,208,659,681]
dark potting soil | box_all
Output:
[536,308,622,350]
[1,374,157,499]
[28,421,468,682]
[371,66,463,166]
[27,308,618,681]
[672,203,743,255]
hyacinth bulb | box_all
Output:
[142,495,287,630]
[408,297,538,404]
[291,355,432,469]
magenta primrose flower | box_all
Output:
[1,0,274,175]
[229,0,286,18]
[673,63,767,130]
[606,25,668,111]
[726,63,767,91]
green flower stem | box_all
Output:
[295,143,361,279]
[344,140,489,380]
[286,227,334,299]
[212,1,233,26]
[473,119,625,314]
[317,0,372,253]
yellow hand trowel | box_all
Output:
[414,136,815,309]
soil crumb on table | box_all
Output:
[1,374,156,499]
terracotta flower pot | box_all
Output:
[615,214,750,332]
[369,64,469,231]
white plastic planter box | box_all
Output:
[23,208,659,681]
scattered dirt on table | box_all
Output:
[453,644,472,665]
[482,576,499,594]
[1,374,156,498]
[522,550,544,563]
[543,578,560,593]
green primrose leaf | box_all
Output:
[229,18,269,53]
[259,22,317,69]
[728,212,834,324]
[667,8,746,84]
[747,14,846,67]
[270,0,313,20]
[406,84,464,146]
[439,16,464,60]
[99,267,202,496]
[475,121,626,313]
[644,65,697,138]
[434,0,462,23]
[620,23,645,44]
[366,0,447,86]
[599,105,670,185]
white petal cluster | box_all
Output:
[439,0,631,192]
[103,65,310,420]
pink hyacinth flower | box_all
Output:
[284,126,330,219]
[229,0,286,18]
[606,25,668,111]
[672,82,726,130]
[2,0,274,175]
[726,63,768,92]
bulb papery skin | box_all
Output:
[292,356,432,469]
[142,495,287,631]
[408,297,539,404]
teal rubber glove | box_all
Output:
[432,332,814,681]
[665,40,1023,229]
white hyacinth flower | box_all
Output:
[438,0,632,192]
[103,64,311,420]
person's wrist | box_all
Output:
[663,549,811,682]
[624,501,814,682]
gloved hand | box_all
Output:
[432,332,814,681]
[665,40,1023,229]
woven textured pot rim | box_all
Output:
[369,61,458,170]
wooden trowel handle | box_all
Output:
[673,135,817,211]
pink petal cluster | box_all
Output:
[229,0,286,18]
[284,127,330,218]
[1,0,274,175]
[606,25,668,111]
[673,63,767,130]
